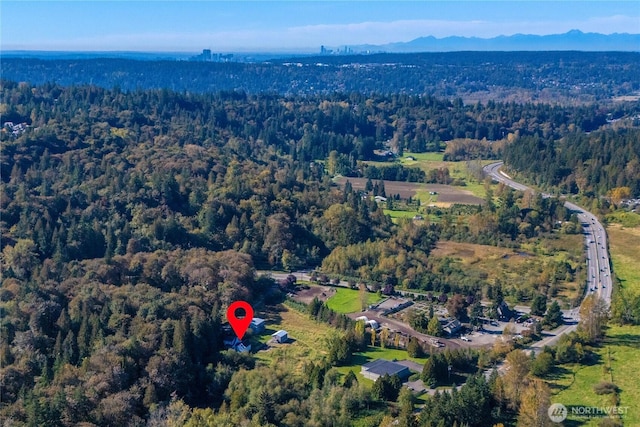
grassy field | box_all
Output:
[252,304,425,388]
[383,209,441,224]
[325,288,384,313]
[252,305,335,373]
[401,152,445,162]
[605,210,640,228]
[383,209,421,220]
[549,325,640,426]
[362,150,493,199]
[431,233,585,305]
[607,224,640,296]
[401,151,494,199]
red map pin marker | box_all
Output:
[227,301,254,340]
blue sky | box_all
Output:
[2,1,639,52]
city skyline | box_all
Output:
[2,1,639,52]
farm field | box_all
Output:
[361,151,492,198]
[400,151,495,199]
[401,152,446,162]
[326,287,384,314]
[334,177,484,206]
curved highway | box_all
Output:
[267,165,614,352]
[483,162,613,318]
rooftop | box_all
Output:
[361,359,409,377]
[272,330,287,338]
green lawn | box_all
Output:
[383,209,421,219]
[326,288,384,313]
[335,345,428,389]
[549,325,640,426]
[401,152,445,162]
[383,209,441,224]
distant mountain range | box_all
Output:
[346,30,640,53]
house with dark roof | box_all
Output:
[497,301,514,321]
[442,318,462,335]
[223,337,251,353]
[360,359,411,381]
[250,318,266,333]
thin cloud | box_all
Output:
[4,16,638,51]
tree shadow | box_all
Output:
[606,333,640,349]
[562,419,589,427]
[348,354,369,366]
[580,351,603,367]
[545,365,572,381]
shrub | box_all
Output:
[593,381,619,395]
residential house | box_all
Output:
[250,318,266,333]
[443,318,462,335]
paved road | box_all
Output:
[347,310,463,349]
[483,162,613,328]
[266,164,614,362]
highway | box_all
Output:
[483,162,613,320]
[266,164,614,352]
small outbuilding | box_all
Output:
[250,318,266,333]
[366,319,380,330]
[272,330,288,343]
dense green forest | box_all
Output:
[2,80,620,272]
[1,78,639,426]
[503,129,640,197]
[2,51,640,103]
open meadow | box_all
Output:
[400,151,495,199]
[431,233,585,305]
[253,305,336,373]
[607,223,640,296]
